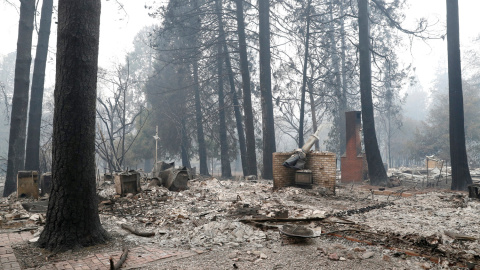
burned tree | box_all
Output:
[358,0,387,185]
[38,0,108,250]
[3,0,35,197]
[297,0,312,149]
[446,0,472,190]
[259,0,276,179]
[215,0,232,178]
[96,62,146,171]
[25,0,54,172]
[235,0,257,176]
[193,61,210,176]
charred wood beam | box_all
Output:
[120,223,155,237]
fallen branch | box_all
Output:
[109,246,129,270]
[244,220,280,230]
[13,226,38,232]
[324,228,375,236]
[444,230,477,241]
[121,223,155,237]
[239,216,326,223]
[324,229,413,246]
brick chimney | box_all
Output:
[341,111,366,183]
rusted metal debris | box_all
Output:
[149,161,193,191]
[283,127,323,170]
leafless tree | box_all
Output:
[96,62,147,172]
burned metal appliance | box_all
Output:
[160,167,189,191]
[295,170,313,186]
[40,172,52,195]
[114,170,141,196]
[17,171,39,199]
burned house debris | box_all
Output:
[2,103,480,269]
[2,171,480,269]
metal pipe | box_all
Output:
[301,126,323,152]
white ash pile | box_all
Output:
[98,177,338,250]
[347,191,480,261]
[0,193,47,230]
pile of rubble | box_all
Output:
[2,174,480,268]
[98,178,331,250]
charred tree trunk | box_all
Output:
[193,61,209,176]
[215,0,232,178]
[181,118,191,168]
[218,23,247,176]
[259,0,276,179]
[339,1,348,155]
[329,0,347,156]
[37,0,108,251]
[25,0,53,172]
[222,34,248,177]
[235,0,257,176]
[216,0,247,176]
[3,0,35,197]
[446,0,472,190]
[358,0,387,185]
[298,0,311,148]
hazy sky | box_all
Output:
[403,0,479,90]
[0,0,158,87]
[0,0,478,92]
